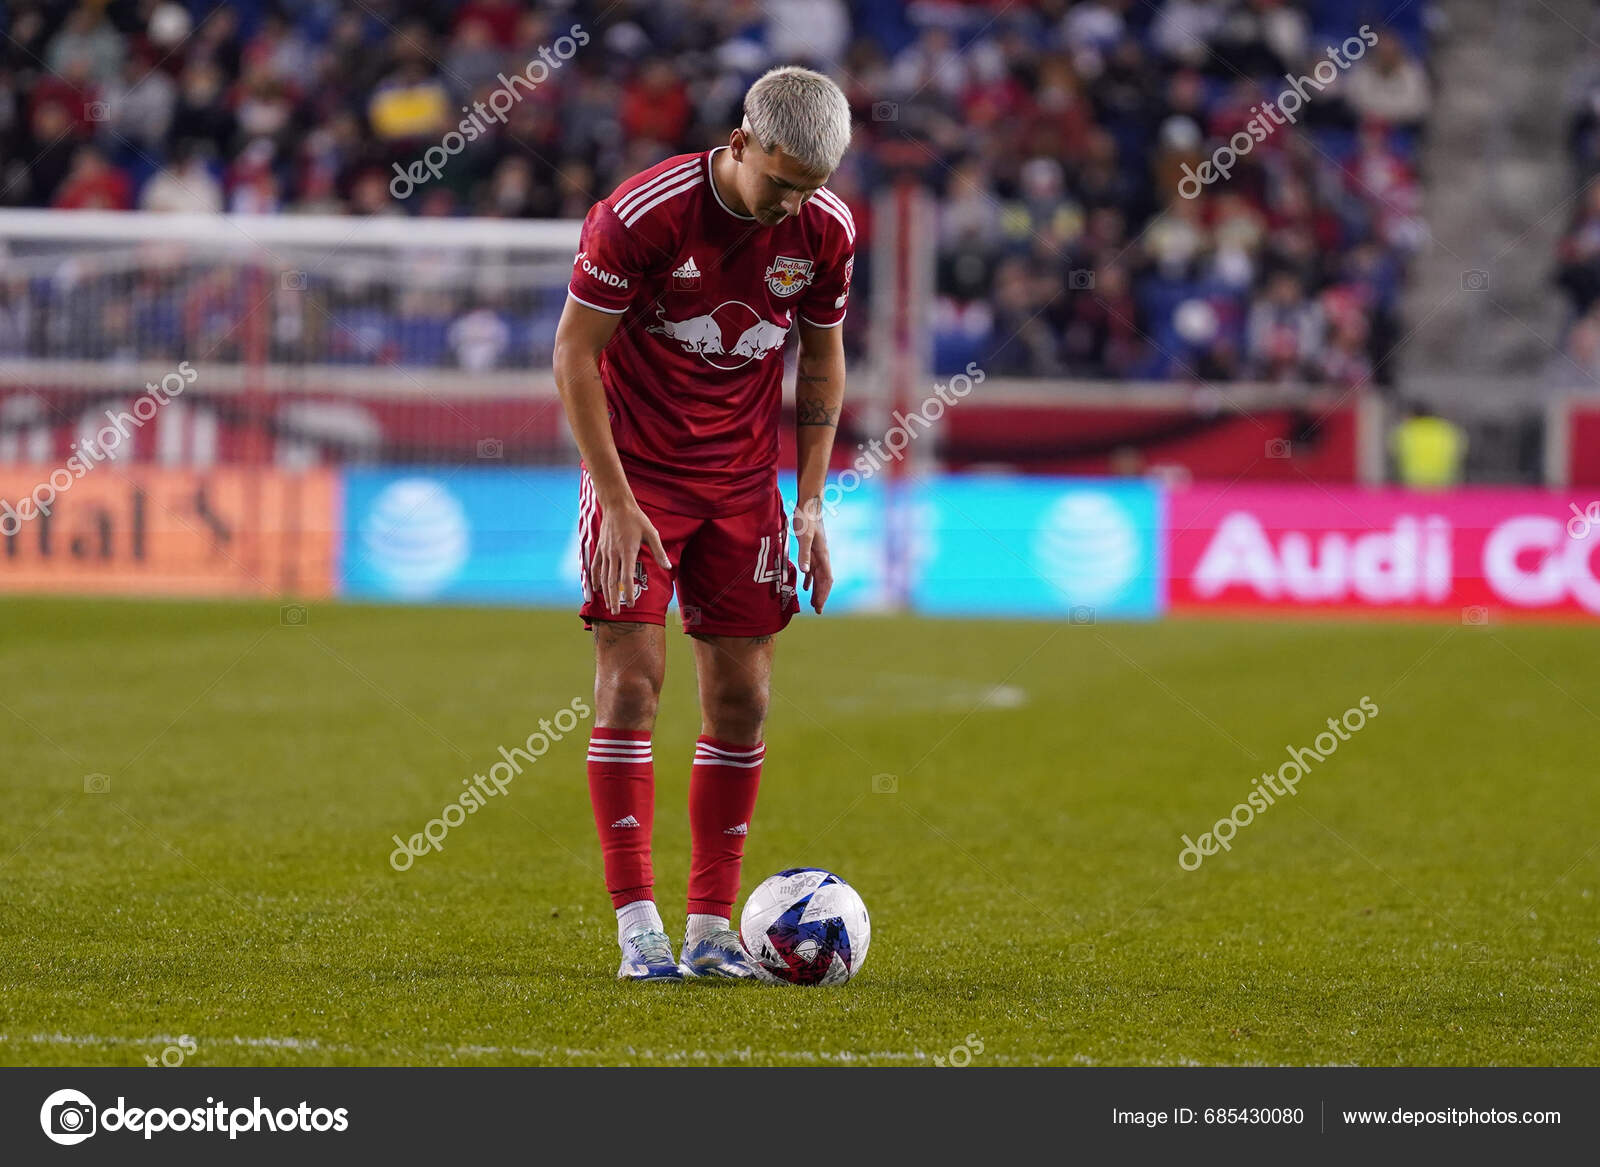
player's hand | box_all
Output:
[594,500,670,610]
[793,497,833,614]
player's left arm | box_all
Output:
[794,319,845,614]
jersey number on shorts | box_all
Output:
[753,536,783,584]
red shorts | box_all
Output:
[578,469,799,637]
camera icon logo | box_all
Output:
[1461,270,1489,291]
[1068,269,1096,290]
[680,604,702,628]
[871,772,898,794]
[1068,605,1095,625]
[871,101,898,122]
[1461,605,1489,625]
[476,437,504,460]
[281,270,307,291]
[83,772,110,794]
[40,1088,97,1145]
[280,604,307,627]
[85,101,109,122]
[1265,438,1292,459]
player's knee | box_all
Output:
[597,667,662,729]
[702,685,767,743]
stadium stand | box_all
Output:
[0,0,1428,389]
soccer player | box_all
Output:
[553,67,855,980]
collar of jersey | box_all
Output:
[706,147,757,222]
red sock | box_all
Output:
[587,728,655,909]
[687,736,764,917]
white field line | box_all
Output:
[824,678,1028,715]
[2,1032,1074,1064]
[2,1033,355,1053]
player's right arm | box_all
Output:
[553,296,670,612]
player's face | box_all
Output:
[736,133,830,225]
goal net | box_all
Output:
[0,210,583,470]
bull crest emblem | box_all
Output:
[764,256,814,298]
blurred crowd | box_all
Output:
[0,0,1431,385]
[1559,26,1600,380]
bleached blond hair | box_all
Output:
[742,66,852,175]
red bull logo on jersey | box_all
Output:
[764,256,814,298]
[646,304,791,370]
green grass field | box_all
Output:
[2,598,1598,1066]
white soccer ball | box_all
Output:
[739,868,870,986]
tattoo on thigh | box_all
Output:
[594,620,647,645]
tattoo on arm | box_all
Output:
[795,397,838,427]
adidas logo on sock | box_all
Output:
[724,822,748,836]
[611,815,641,829]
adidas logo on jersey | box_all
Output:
[724,822,748,836]
[672,255,701,291]
[611,815,641,829]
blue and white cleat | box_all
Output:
[618,927,683,982]
[678,929,760,979]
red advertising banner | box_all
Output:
[1169,485,1600,620]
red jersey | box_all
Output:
[567,147,856,517]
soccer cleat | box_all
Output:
[617,927,683,982]
[678,928,760,979]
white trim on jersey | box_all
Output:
[706,147,757,221]
[799,311,847,328]
[612,158,700,221]
[567,289,629,314]
[620,175,702,227]
[809,188,856,245]
[812,186,854,224]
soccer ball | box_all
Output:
[739,868,870,986]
